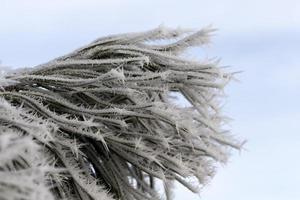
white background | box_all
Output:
[1,1,300,199]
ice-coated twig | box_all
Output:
[0,26,241,200]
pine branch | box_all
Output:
[0,26,242,200]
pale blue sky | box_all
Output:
[1,1,300,199]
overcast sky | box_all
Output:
[1,1,300,199]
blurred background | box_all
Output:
[1,1,299,199]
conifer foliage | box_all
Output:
[0,26,241,200]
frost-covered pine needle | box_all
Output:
[0,26,241,200]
